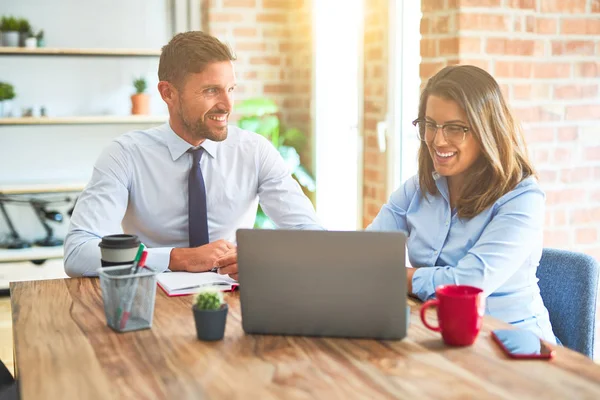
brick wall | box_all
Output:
[362,0,390,227]
[207,0,291,107]
[206,0,314,191]
[421,0,600,259]
[284,0,314,172]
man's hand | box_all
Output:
[169,240,235,272]
[214,248,238,281]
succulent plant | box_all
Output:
[194,289,224,311]
[133,77,147,94]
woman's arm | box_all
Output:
[366,176,418,234]
[411,186,545,301]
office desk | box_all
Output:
[10,278,600,399]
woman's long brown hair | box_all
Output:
[417,65,536,218]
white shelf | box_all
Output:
[0,47,161,56]
[0,258,67,291]
[0,115,168,126]
[0,246,63,263]
[0,182,86,194]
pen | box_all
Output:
[133,250,148,275]
[116,244,145,327]
[174,282,231,292]
[129,244,146,274]
[120,250,148,329]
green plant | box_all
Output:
[133,77,147,94]
[235,98,316,229]
[0,82,16,101]
[36,29,44,39]
[0,16,20,32]
[17,18,30,33]
[194,289,224,310]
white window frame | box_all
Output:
[385,0,422,195]
[312,0,364,230]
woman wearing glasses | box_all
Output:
[368,65,556,343]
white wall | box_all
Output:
[0,0,172,242]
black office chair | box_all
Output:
[0,360,16,400]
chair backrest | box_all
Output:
[537,248,600,358]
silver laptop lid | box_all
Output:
[237,229,407,340]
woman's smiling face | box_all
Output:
[424,95,481,181]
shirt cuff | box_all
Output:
[145,247,173,273]
[411,266,438,301]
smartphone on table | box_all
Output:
[491,329,556,360]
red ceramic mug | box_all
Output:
[420,285,485,346]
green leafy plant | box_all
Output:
[194,289,224,311]
[36,29,44,39]
[0,82,16,101]
[235,98,316,229]
[133,77,147,94]
[0,16,20,32]
[17,18,30,33]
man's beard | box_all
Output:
[178,104,229,142]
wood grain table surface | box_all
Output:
[10,278,600,400]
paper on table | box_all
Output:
[157,271,239,296]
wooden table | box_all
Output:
[10,279,600,399]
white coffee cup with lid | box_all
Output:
[99,234,141,267]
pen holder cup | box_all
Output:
[98,265,158,333]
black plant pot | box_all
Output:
[192,304,228,341]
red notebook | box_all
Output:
[157,271,239,297]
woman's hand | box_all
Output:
[406,267,416,294]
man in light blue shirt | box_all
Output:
[64,31,321,278]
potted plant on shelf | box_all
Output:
[24,31,36,48]
[0,82,16,117]
[192,289,228,341]
[235,98,316,229]
[131,77,149,115]
[1,16,20,47]
[18,18,31,47]
[36,29,44,47]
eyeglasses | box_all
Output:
[412,119,470,144]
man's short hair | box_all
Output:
[158,31,236,88]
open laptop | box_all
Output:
[236,229,408,340]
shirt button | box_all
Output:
[434,250,438,255]
[445,221,449,226]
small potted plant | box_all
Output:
[24,31,36,48]
[192,289,228,341]
[131,77,149,115]
[17,18,31,47]
[0,82,16,117]
[1,16,20,47]
[36,29,44,47]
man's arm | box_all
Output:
[169,240,234,272]
[65,141,235,276]
[64,141,132,277]
[215,136,322,279]
[255,136,322,230]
